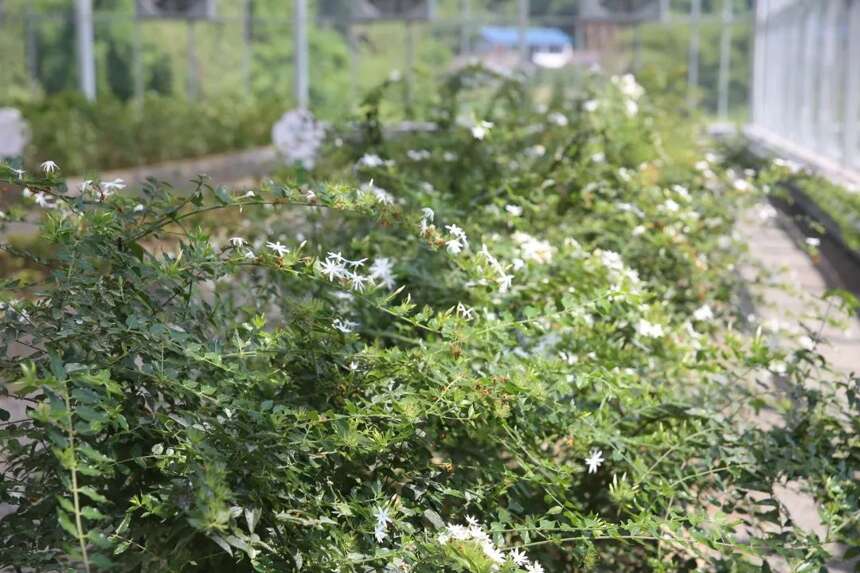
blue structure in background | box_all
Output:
[478,26,573,50]
[475,26,574,69]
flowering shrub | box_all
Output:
[1,70,858,572]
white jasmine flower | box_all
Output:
[526,144,546,158]
[497,273,513,293]
[672,184,691,199]
[102,178,126,193]
[348,272,369,292]
[624,99,639,117]
[513,232,553,264]
[583,99,600,113]
[266,241,289,257]
[229,237,247,247]
[244,250,256,260]
[526,562,545,573]
[133,204,145,212]
[636,319,664,338]
[632,225,646,236]
[471,120,493,140]
[357,153,386,168]
[40,160,59,174]
[805,237,820,247]
[584,449,604,474]
[618,168,632,182]
[769,360,787,375]
[591,152,606,163]
[11,168,24,179]
[333,318,359,334]
[445,224,469,254]
[733,179,752,192]
[613,73,645,100]
[362,181,394,205]
[33,191,54,209]
[548,111,568,126]
[407,149,431,161]
[456,302,474,320]
[662,199,680,213]
[369,257,396,289]
[373,506,391,543]
[505,204,523,217]
[799,335,816,350]
[693,305,714,322]
[757,204,778,221]
[509,548,529,566]
[242,190,256,199]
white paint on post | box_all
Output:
[294,0,309,110]
[717,0,733,120]
[687,0,701,110]
[518,0,529,67]
[75,0,96,100]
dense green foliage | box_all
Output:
[0,70,857,572]
[15,92,282,175]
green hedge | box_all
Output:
[0,68,857,572]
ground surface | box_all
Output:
[738,203,860,572]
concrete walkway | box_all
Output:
[738,202,860,572]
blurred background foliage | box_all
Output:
[0,0,752,173]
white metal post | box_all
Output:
[844,0,860,168]
[751,0,767,127]
[75,0,96,100]
[518,0,529,67]
[687,0,701,110]
[800,2,819,143]
[717,0,733,120]
[294,0,309,109]
[818,0,840,156]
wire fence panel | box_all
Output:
[751,0,860,180]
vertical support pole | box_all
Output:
[751,0,765,127]
[717,0,734,121]
[25,7,39,93]
[687,0,701,110]
[404,20,415,116]
[659,0,670,22]
[818,0,838,155]
[844,0,860,167]
[294,0,309,109]
[460,0,471,55]
[243,0,253,94]
[518,0,529,67]
[133,15,144,102]
[75,0,96,100]
[186,20,198,100]
[348,22,358,110]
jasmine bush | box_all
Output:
[0,70,857,572]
